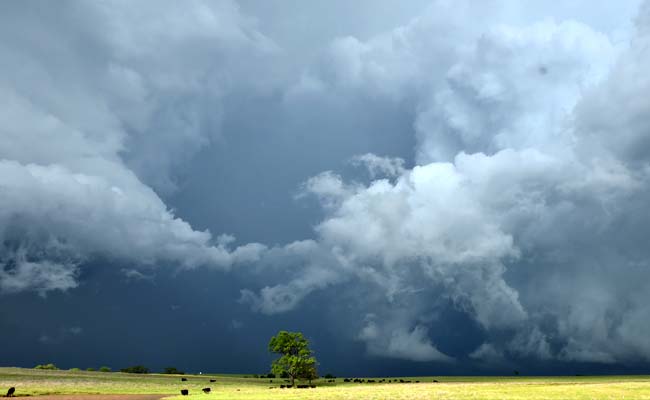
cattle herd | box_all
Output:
[6,373,439,398]
[342,378,426,384]
[177,375,438,395]
[179,377,214,396]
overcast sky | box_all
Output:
[3,0,650,376]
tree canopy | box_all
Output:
[268,331,317,386]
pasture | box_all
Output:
[2,367,650,400]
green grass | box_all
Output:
[2,367,650,399]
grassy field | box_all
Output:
[2,367,650,400]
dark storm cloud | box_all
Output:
[2,0,650,375]
[239,0,650,366]
[0,0,270,294]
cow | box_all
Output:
[343,378,351,382]
[6,387,15,397]
[296,385,309,389]
[280,385,286,389]
[209,379,216,383]
[433,380,439,383]
[202,388,211,394]
[181,378,187,382]
[180,389,189,396]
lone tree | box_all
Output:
[268,331,317,387]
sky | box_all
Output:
[2,0,650,376]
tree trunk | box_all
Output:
[290,375,295,387]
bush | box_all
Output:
[120,365,149,374]
[266,373,276,379]
[324,373,336,379]
[87,368,96,372]
[69,368,81,372]
[99,366,111,372]
[163,367,184,375]
[34,363,59,370]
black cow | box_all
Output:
[180,389,189,396]
[433,380,439,383]
[202,388,211,394]
[181,378,187,382]
[296,385,309,389]
[209,379,216,383]
[343,378,351,382]
[280,385,286,389]
[6,387,15,397]
[285,385,293,388]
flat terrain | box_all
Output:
[3,367,650,400]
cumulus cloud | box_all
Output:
[359,317,453,362]
[241,0,650,365]
[0,0,272,294]
[352,154,406,179]
[5,0,650,369]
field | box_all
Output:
[2,367,650,400]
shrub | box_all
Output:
[69,368,81,372]
[99,366,111,372]
[87,368,96,372]
[34,363,59,370]
[163,367,184,375]
[324,373,336,379]
[120,365,149,374]
[266,373,276,379]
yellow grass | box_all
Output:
[2,367,650,399]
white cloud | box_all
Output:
[242,0,650,364]
[4,0,650,367]
[360,319,453,362]
[352,154,406,179]
[0,0,272,294]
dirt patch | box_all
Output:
[26,395,170,400]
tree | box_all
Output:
[34,363,58,370]
[120,365,149,374]
[301,363,318,385]
[268,331,317,387]
[99,366,111,372]
[163,367,184,375]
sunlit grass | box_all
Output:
[2,367,650,399]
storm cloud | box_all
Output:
[2,0,650,373]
